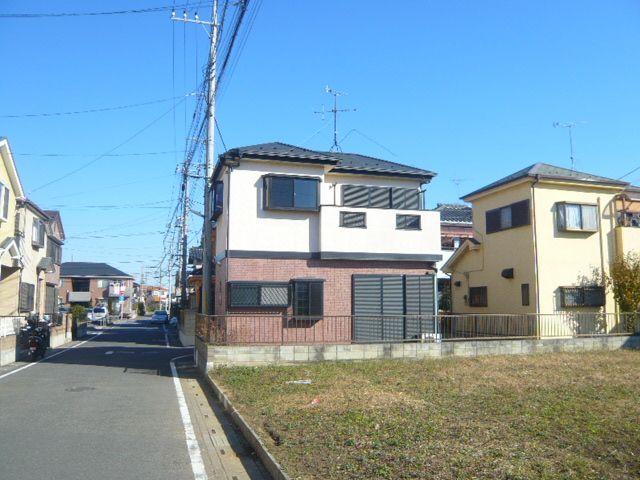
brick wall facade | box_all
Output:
[210,257,435,344]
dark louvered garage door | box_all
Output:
[353,274,436,342]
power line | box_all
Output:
[68,231,165,240]
[0,3,212,18]
[29,96,188,193]
[618,165,640,181]
[0,94,193,118]
[46,174,175,200]
[15,151,180,158]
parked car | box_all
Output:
[85,307,94,321]
[151,310,169,325]
[91,307,108,323]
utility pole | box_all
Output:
[172,1,218,315]
[180,164,189,307]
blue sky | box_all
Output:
[1,1,639,282]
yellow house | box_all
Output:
[443,163,638,321]
[0,138,26,315]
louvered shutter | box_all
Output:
[342,185,369,207]
[381,276,404,340]
[405,275,436,337]
[511,200,530,228]
[486,209,501,234]
[353,275,383,341]
[369,186,390,208]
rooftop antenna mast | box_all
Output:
[315,86,356,152]
[450,178,468,197]
[553,122,577,170]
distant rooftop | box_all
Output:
[219,142,436,180]
[434,203,472,224]
[462,163,629,200]
[61,262,133,278]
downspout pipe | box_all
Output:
[531,175,541,315]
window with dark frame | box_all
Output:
[19,282,35,312]
[339,211,366,228]
[486,200,530,234]
[32,218,45,248]
[560,286,605,308]
[263,175,319,211]
[47,240,62,264]
[228,282,289,308]
[468,286,488,307]
[396,214,421,230]
[342,185,421,210]
[212,181,224,219]
[292,280,324,317]
[556,203,598,232]
[521,283,530,306]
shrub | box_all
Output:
[137,301,145,316]
[603,252,640,332]
[71,304,87,323]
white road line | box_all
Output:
[105,350,114,355]
[0,332,103,381]
[170,353,208,480]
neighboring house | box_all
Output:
[187,246,203,310]
[15,198,55,316]
[433,203,473,309]
[44,210,65,318]
[144,285,168,306]
[60,262,134,315]
[0,138,25,316]
[210,142,442,342]
[443,163,639,317]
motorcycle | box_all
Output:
[24,316,50,361]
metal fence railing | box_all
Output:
[195,312,640,346]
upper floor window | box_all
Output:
[396,214,421,230]
[486,200,530,234]
[19,282,35,312]
[556,203,598,232]
[263,175,319,211]
[32,218,45,248]
[212,181,224,219]
[0,182,9,221]
[46,240,62,264]
[339,211,366,228]
[342,185,421,210]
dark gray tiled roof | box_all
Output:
[61,262,133,278]
[434,203,473,224]
[220,142,436,180]
[462,163,629,200]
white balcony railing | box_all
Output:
[319,205,441,259]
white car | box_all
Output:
[91,307,108,322]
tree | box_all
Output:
[71,304,87,323]
[603,252,640,331]
[137,302,145,316]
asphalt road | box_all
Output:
[0,318,262,480]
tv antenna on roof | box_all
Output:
[553,121,583,170]
[450,178,468,197]
[314,86,356,152]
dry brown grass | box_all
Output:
[212,350,640,479]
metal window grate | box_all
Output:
[339,211,366,228]
[396,214,421,230]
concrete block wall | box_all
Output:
[0,334,17,366]
[179,309,196,347]
[199,335,640,369]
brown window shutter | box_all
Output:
[486,209,501,234]
[511,200,530,228]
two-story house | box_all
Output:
[60,262,134,315]
[433,203,473,310]
[0,138,25,316]
[44,210,65,318]
[15,198,55,316]
[210,142,442,342]
[443,163,638,320]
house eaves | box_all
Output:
[441,238,481,274]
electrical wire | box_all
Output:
[0,3,212,18]
[29,96,188,193]
[15,151,181,158]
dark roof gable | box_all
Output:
[61,262,133,278]
[462,163,629,200]
[218,142,436,180]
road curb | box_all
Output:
[201,372,291,480]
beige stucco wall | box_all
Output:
[615,226,640,257]
[533,182,621,314]
[16,205,50,315]
[449,181,537,314]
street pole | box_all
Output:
[201,0,218,316]
[180,168,189,307]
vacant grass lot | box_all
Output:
[212,350,640,480]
